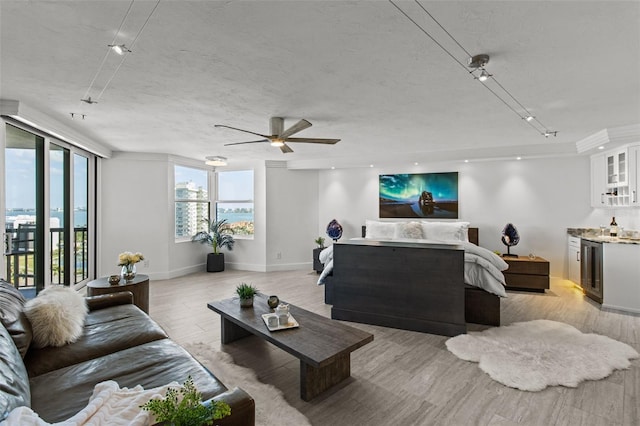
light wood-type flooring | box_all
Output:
[148,270,640,426]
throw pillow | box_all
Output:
[24,286,88,348]
[395,221,424,239]
[365,220,397,239]
[421,221,470,242]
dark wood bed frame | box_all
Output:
[324,226,500,336]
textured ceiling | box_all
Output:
[1,1,639,168]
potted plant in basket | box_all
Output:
[236,283,258,308]
[140,376,231,425]
[191,218,235,272]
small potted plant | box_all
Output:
[313,237,326,273]
[191,218,235,272]
[140,376,231,425]
[235,283,258,308]
[314,237,325,249]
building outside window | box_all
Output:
[174,166,209,240]
[216,170,254,238]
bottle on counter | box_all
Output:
[610,217,618,237]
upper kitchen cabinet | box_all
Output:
[578,124,640,209]
[590,144,638,208]
[606,148,627,187]
[630,145,639,206]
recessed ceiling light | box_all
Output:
[464,159,469,163]
[331,166,335,170]
[516,157,522,160]
[369,164,374,168]
[598,146,604,150]
[414,162,419,166]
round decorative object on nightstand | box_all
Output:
[108,275,121,285]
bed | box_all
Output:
[319,221,507,336]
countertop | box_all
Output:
[567,228,640,245]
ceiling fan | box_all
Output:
[215,117,340,154]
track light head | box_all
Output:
[478,70,491,82]
[205,156,227,166]
[108,44,131,55]
[467,54,490,69]
[543,131,558,138]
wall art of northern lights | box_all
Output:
[379,172,459,219]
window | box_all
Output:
[174,165,209,240]
[216,170,254,237]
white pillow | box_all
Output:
[24,285,88,348]
[394,221,424,239]
[365,220,397,239]
[421,221,470,242]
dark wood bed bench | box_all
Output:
[324,226,500,336]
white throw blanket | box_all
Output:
[317,239,509,297]
[1,381,177,426]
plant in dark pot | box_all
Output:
[236,283,258,308]
[191,218,235,272]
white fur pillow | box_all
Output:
[24,286,88,348]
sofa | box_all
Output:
[0,280,255,424]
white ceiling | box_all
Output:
[1,1,639,169]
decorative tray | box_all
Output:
[261,313,299,331]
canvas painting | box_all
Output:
[379,172,459,218]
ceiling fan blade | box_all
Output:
[270,117,284,137]
[280,144,294,154]
[224,139,269,146]
[280,119,312,139]
[215,124,269,139]
[284,137,340,144]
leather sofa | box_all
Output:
[0,280,255,424]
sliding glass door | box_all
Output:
[2,122,95,294]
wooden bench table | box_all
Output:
[207,294,373,401]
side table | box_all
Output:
[87,274,150,313]
[503,256,549,292]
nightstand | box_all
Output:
[503,256,550,292]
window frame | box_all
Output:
[215,169,254,240]
[173,164,211,242]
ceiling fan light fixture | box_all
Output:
[270,139,285,147]
[205,156,227,166]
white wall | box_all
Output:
[264,162,319,271]
[99,154,320,278]
[317,155,638,278]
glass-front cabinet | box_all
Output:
[592,145,637,208]
[606,149,627,188]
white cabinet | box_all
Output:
[606,149,628,187]
[630,145,639,206]
[591,154,608,208]
[567,236,581,285]
[591,144,639,208]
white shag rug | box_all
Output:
[446,319,639,392]
[184,343,311,426]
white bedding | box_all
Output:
[317,238,508,297]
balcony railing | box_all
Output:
[4,226,89,288]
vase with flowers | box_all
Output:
[118,251,144,281]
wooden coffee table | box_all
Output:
[207,294,373,401]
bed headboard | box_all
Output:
[361,225,479,246]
